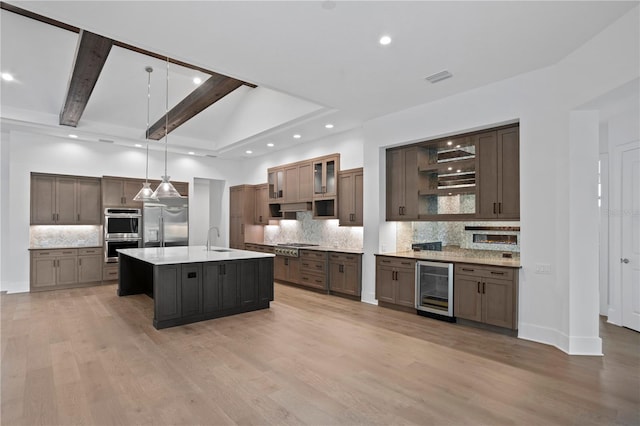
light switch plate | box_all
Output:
[535,263,552,274]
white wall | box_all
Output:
[361,7,638,355]
[0,131,245,293]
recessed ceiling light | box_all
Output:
[447,140,452,146]
[379,35,392,46]
[267,143,274,147]
[1,72,14,81]
[69,134,78,139]
[188,151,195,155]
[193,77,202,85]
[456,169,461,173]
[293,134,301,139]
[456,145,461,148]
[325,123,334,129]
[448,167,453,171]
[135,144,142,148]
[245,150,253,154]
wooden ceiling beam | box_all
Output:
[146,74,245,140]
[59,30,113,127]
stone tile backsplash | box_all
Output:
[397,221,520,253]
[264,211,363,249]
[30,225,102,248]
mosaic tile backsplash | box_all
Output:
[264,211,363,249]
[397,221,520,253]
[30,225,102,248]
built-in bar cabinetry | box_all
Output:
[454,263,518,330]
[31,173,102,225]
[230,185,264,249]
[338,167,363,226]
[30,247,103,292]
[312,154,340,219]
[385,124,519,221]
[375,255,416,311]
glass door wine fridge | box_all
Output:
[416,261,454,318]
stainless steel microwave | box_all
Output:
[104,208,141,240]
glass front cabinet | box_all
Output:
[418,136,477,219]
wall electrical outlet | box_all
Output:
[535,263,552,274]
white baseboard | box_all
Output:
[518,322,602,356]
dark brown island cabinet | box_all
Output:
[117,247,274,329]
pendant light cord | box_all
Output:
[145,66,152,184]
[164,57,169,178]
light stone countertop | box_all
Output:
[247,242,363,255]
[377,249,521,268]
[118,246,274,266]
[29,245,102,250]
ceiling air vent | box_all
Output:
[206,154,218,158]
[97,138,114,144]
[425,70,452,84]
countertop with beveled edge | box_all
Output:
[376,249,521,268]
[117,245,274,266]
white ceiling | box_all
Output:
[1,1,637,158]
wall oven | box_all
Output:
[416,261,454,320]
[104,208,141,239]
[105,239,141,263]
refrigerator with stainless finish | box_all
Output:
[143,199,189,247]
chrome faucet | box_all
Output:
[206,226,220,251]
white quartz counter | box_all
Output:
[118,245,275,266]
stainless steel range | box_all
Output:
[274,243,319,257]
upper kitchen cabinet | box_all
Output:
[417,136,477,220]
[102,177,144,208]
[313,154,339,199]
[254,183,270,225]
[313,154,340,219]
[284,161,313,203]
[267,167,285,202]
[386,146,426,220]
[476,126,520,219]
[30,173,101,225]
[230,185,264,249]
[338,168,363,226]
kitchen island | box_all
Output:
[117,246,274,329]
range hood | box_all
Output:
[279,202,312,212]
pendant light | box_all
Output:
[133,66,158,202]
[151,57,182,199]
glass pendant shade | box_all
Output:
[152,175,182,199]
[133,181,157,202]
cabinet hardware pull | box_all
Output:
[491,271,504,275]
[77,213,80,221]
[477,282,481,293]
[493,203,497,214]
[498,203,502,214]
[483,282,486,294]
[52,213,56,221]
[462,268,474,272]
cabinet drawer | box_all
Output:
[300,250,326,260]
[32,249,78,258]
[300,259,326,273]
[103,265,119,281]
[299,273,326,289]
[456,264,514,281]
[376,256,415,270]
[79,247,101,255]
[329,252,359,263]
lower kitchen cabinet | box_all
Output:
[375,256,416,309]
[454,263,518,330]
[274,255,300,284]
[30,248,104,292]
[328,252,362,297]
[299,250,327,290]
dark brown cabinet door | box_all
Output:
[454,275,483,322]
[203,263,222,313]
[31,174,56,224]
[31,257,57,289]
[56,255,78,286]
[78,254,102,283]
[375,266,395,303]
[220,262,239,310]
[476,131,499,218]
[497,127,520,219]
[482,278,514,328]
[386,148,418,220]
[102,177,125,207]
[338,168,363,226]
[395,268,416,307]
[239,260,258,306]
[76,178,101,224]
[55,177,77,224]
[181,264,203,317]
[287,257,300,284]
[298,162,313,202]
[354,171,363,226]
[254,184,269,225]
[154,265,181,322]
[274,256,287,282]
[284,165,299,203]
[328,261,344,292]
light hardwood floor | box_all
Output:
[2,282,639,425]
